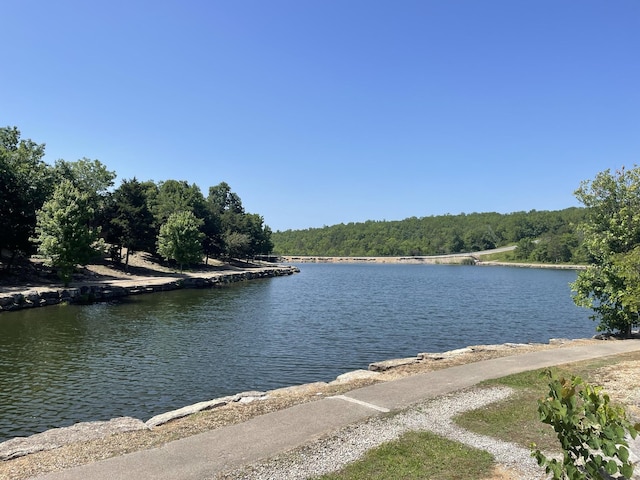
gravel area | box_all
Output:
[215,387,546,480]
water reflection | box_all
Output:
[0,265,593,441]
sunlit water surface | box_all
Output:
[0,263,594,441]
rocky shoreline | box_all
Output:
[0,338,595,462]
[0,266,299,313]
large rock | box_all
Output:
[331,369,380,384]
[0,417,147,461]
[369,357,418,371]
[145,396,235,428]
[418,347,473,360]
[144,391,268,428]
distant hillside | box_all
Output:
[271,208,589,263]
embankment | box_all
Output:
[0,266,299,313]
[281,255,476,264]
[281,255,586,269]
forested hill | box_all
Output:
[271,208,589,263]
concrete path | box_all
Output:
[32,340,640,480]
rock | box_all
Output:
[469,343,532,352]
[0,295,14,307]
[369,357,418,371]
[232,391,267,403]
[145,396,235,428]
[0,417,147,461]
[593,333,620,340]
[418,347,473,361]
[270,382,328,397]
[331,369,380,384]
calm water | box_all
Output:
[0,264,594,442]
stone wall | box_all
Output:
[0,266,299,313]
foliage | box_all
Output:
[157,211,204,271]
[207,182,273,259]
[102,178,156,267]
[532,370,639,480]
[0,126,274,268]
[53,158,116,198]
[272,208,587,259]
[572,167,640,335]
[33,180,101,286]
[148,179,208,228]
[223,231,251,260]
[0,126,53,264]
[53,158,116,232]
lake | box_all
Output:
[0,263,594,442]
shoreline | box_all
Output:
[281,255,586,269]
[0,264,299,313]
[0,336,605,461]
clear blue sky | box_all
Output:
[3,1,639,232]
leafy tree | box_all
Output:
[572,167,640,335]
[201,203,224,264]
[150,180,207,228]
[240,213,274,257]
[33,180,100,286]
[54,158,116,198]
[103,178,156,268]
[0,127,53,266]
[514,238,535,260]
[223,231,251,260]
[207,182,273,259]
[157,211,204,271]
[208,181,244,215]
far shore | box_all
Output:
[280,255,587,269]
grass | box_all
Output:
[478,249,518,262]
[455,368,570,453]
[318,353,640,480]
[315,431,494,480]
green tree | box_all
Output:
[514,238,535,260]
[223,231,251,260]
[157,211,204,271]
[33,180,100,286]
[150,180,207,228]
[207,182,274,259]
[572,167,640,335]
[239,213,273,257]
[208,181,244,216]
[103,178,156,268]
[54,158,115,226]
[0,127,53,266]
[199,203,223,264]
[54,158,116,198]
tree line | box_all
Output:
[0,126,273,284]
[4,126,639,336]
[272,208,589,263]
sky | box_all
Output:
[3,1,639,232]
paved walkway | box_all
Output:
[32,340,640,480]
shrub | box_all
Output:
[532,370,639,479]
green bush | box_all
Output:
[532,370,639,479]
